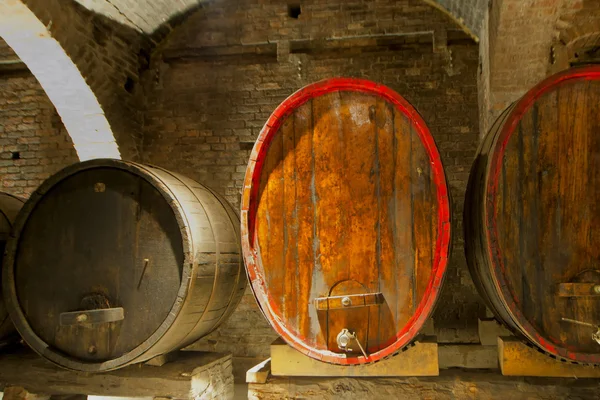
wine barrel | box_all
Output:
[241,78,451,365]
[0,192,24,341]
[2,159,246,371]
[465,66,600,364]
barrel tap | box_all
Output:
[561,317,600,345]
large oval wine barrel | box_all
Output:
[0,192,24,341]
[465,66,600,364]
[241,78,451,365]
[3,159,246,371]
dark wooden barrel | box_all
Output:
[241,78,451,365]
[2,159,246,371]
[0,192,24,341]
[465,66,600,364]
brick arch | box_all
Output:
[421,0,482,42]
[0,0,120,161]
[74,0,483,41]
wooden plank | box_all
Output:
[144,351,179,367]
[392,109,415,331]
[246,358,271,384]
[258,129,285,312]
[0,350,233,397]
[498,336,600,378]
[565,81,598,351]
[410,120,434,305]
[322,92,377,353]
[282,108,299,330]
[293,101,318,347]
[2,387,50,400]
[371,97,395,352]
[270,337,438,377]
[313,91,347,289]
[478,318,513,346]
[536,89,560,348]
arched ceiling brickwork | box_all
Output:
[0,0,120,161]
[73,0,486,40]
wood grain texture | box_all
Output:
[246,79,449,364]
[465,66,600,364]
[0,348,233,398]
[3,160,245,371]
[0,193,24,341]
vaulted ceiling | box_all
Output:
[73,0,486,38]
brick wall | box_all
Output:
[0,39,78,198]
[141,0,483,364]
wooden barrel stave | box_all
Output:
[242,78,451,365]
[0,192,24,341]
[2,160,245,371]
[465,66,600,364]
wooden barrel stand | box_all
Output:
[0,347,234,399]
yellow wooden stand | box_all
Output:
[248,336,438,381]
[498,336,600,378]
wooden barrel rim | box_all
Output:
[241,77,451,364]
[0,192,24,240]
[2,159,194,371]
[485,65,600,364]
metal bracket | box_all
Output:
[60,307,125,326]
[314,292,384,311]
[557,283,600,297]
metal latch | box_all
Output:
[314,292,384,311]
[561,317,600,345]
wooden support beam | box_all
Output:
[499,336,600,378]
[3,386,50,400]
[246,358,271,384]
[269,336,438,377]
[0,349,233,399]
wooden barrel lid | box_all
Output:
[469,66,600,363]
[3,160,191,370]
[241,78,451,364]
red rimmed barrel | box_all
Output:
[3,159,246,371]
[0,192,24,342]
[241,78,451,365]
[465,66,600,364]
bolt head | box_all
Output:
[76,313,88,322]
